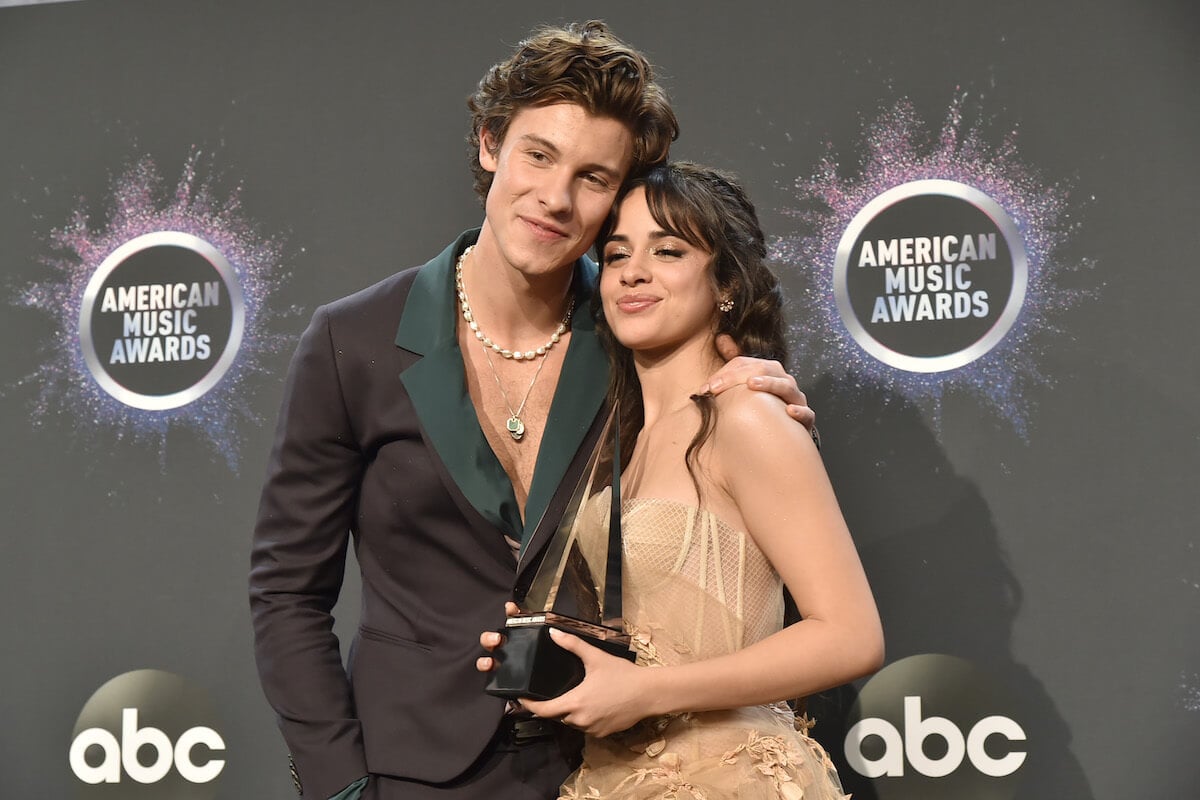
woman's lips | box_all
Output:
[615,294,660,313]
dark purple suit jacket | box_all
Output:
[250,231,607,799]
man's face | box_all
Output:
[478,103,634,280]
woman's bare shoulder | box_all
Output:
[712,384,808,439]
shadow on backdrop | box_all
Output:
[801,374,1093,800]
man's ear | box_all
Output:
[479,126,500,173]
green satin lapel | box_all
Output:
[395,232,608,545]
[396,232,522,537]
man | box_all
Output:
[250,21,813,800]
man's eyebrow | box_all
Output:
[518,133,561,156]
[583,159,624,181]
[518,133,623,180]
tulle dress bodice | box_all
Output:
[560,493,848,800]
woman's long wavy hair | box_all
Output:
[595,162,788,498]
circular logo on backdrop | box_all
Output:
[834,180,1027,373]
[844,654,1027,800]
[78,231,245,410]
[69,670,226,799]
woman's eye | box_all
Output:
[604,251,629,265]
[654,247,684,258]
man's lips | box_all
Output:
[521,216,568,240]
[615,294,660,313]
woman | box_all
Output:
[487,162,883,799]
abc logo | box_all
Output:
[843,654,1026,800]
[69,670,225,800]
[70,708,225,784]
[847,696,1026,777]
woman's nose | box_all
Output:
[620,252,651,285]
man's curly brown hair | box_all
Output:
[467,20,679,202]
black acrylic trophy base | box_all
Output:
[484,612,635,701]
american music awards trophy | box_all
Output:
[485,409,634,700]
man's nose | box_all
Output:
[538,171,573,214]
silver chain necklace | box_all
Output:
[481,346,548,441]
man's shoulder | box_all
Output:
[322,265,423,320]
[319,231,470,325]
[296,266,429,355]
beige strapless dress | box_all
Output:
[559,494,849,800]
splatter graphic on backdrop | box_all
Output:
[15,151,290,470]
[772,96,1093,433]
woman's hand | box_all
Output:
[519,628,653,737]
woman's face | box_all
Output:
[600,187,721,360]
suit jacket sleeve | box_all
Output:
[250,304,368,800]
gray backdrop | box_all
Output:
[2,1,1197,798]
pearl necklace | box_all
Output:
[455,245,574,360]
[455,245,574,440]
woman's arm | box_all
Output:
[521,388,882,736]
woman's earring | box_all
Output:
[718,298,734,313]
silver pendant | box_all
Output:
[506,415,525,441]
